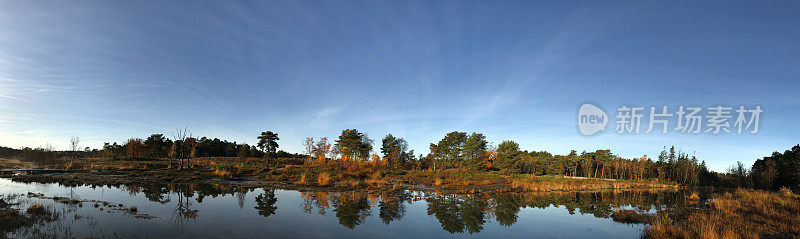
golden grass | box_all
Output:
[510,175,676,192]
[645,189,800,239]
[317,172,331,186]
[334,179,361,187]
[0,158,37,169]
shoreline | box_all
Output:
[0,167,678,194]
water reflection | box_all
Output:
[377,191,408,225]
[333,192,371,229]
[427,194,488,234]
[295,189,691,233]
[171,188,198,229]
[254,190,277,217]
[492,193,524,227]
[0,178,697,238]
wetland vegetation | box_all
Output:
[2,129,799,238]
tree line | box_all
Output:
[302,129,799,190]
[300,129,711,185]
[0,130,300,169]
[2,128,798,190]
[722,145,800,191]
[95,131,301,161]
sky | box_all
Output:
[1,1,798,172]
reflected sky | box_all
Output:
[0,178,687,238]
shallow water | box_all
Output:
[0,178,690,238]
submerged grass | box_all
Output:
[611,209,654,224]
[1,197,58,238]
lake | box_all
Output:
[0,178,691,238]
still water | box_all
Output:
[0,178,689,238]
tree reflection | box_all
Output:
[426,194,488,234]
[378,191,409,225]
[236,187,248,210]
[491,193,524,227]
[301,191,331,215]
[333,192,372,229]
[142,185,171,204]
[254,189,278,218]
[111,180,692,234]
[170,185,199,230]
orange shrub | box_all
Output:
[317,172,332,186]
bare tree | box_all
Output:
[70,137,80,151]
[171,127,192,169]
[69,137,80,170]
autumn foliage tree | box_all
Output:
[125,138,144,158]
[304,137,332,164]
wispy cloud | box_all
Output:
[459,4,633,128]
[0,93,27,100]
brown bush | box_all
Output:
[317,172,331,186]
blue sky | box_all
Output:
[1,1,798,171]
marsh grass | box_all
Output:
[1,197,58,236]
[407,168,505,187]
[510,175,675,192]
[645,189,800,239]
[8,156,677,192]
[611,209,654,224]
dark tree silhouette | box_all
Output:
[254,190,278,218]
[257,131,279,158]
